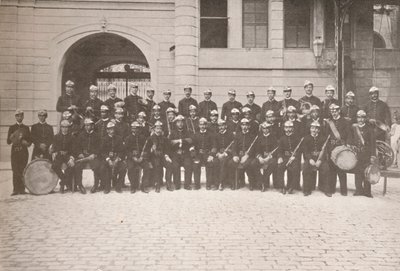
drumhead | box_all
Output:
[23,158,58,195]
[331,145,357,171]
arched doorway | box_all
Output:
[61,33,151,102]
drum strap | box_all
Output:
[353,125,365,146]
[325,119,341,141]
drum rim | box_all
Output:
[23,158,58,195]
[330,145,358,171]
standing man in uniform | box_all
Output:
[321,85,339,120]
[31,109,54,160]
[351,110,376,198]
[341,91,359,124]
[221,89,242,121]
[7,110,31,195]
[363,86,391,141]
[226,108,241,136]
[325,103,352,196]
[145,87,156,118]
[83,85,103,122]
[278,87,300,117]
[56,80,82,113]
[178,85,198,117]
[103,84,123,115]
[124,82,147,122]
[198,89,217,120]
[159,90,176,122]
[243,91,261,122]
[261,87,280,122]
[299,80,322,109]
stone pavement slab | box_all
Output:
[0,170,399,271]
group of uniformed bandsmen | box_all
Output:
[8,79,392,198]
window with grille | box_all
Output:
[243,0,268,48]
[284,0,312,48]
[200,0,228,48]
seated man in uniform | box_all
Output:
[214,119,234,191]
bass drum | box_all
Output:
[23,158,58,195]
[365,163,381,185]
[330,145,357,171]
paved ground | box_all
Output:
[0,169,400,271]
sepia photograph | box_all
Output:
[0,0,399,270]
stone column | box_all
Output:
[174,0,199,101]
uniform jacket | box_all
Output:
[322,98,339,120]
[103,97,123,113]
[125,132,148,159]
[226,119,240,136]
[124,95,146,119]
[31,122,54,148]
[114,120,130,141]
[7,123,32,152]
[261,99,280,121]
[191,130,217,154]
[232,131,257,157]
[215,131,234,154]
[83,97,103,120]
[52,133,75,155]
[324,116,352,150]
[255,133,279,158]
[363,100,392,126]
[198,100,218,120]
[221,100,242,120]
[178,97,198,117]
[278,98,300,113]
[243,103,262,121]
[148,133,171,158]
[101,134,125,159]
[278,133,302,159]
[75,130,101,156]
[299,95,323,109]
[169,128,193,154]
[350,123,376,161]
[341,104,359,124]
[95,118,111,142]
[185,117,200,134]
[302,133,328,161]
[158,100,176,118]
[56,94,82,113]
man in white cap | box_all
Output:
[208,109,219,134]
[51,120,74,194]
[261,87,280,122]
[158,90,176,121]
[186,104,199,134]
[214,119,234,190]
[190,118,217,190]
[178,85,198,118]
[125,121,150,193]
[149,104,162,128]
[7,109,32,195]
[31,109,54,161]
[147,121,174,192]
[322,85,339,120]
[302,105,322,136]
[282,105,303,137]
[278,87,300,117]
[254,121,279,192]
[226,108,241,136]
[265,110,281,139]
[124,82,147,122]
[113,107,130,141]
[363,86,391,141]
[350,110,376,198]
[83,85,103,122]
[302,120,330,196]
[241,106,259,136]
[299,80,322,110]
[73,118,102,194]
[163,107,178,137]
[145,87,156,117]
[221,89,242,121]
[103,83,123,115]
[169,115,194,190]
[341,91,359,124]
[198,89,217,120]
[137,111,151,137]
[95,105,111,144]
[56,80,82,113]
[243,91,261,122]
[325,103,352,196]
[230,118,259,190]
[277,120,302,195]
[101,121,126,194]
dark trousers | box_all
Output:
[277,157,301,190]
[151,156,171,187]
[214,157,231,187]
[73,158,101,187]
[253,158,277,188]
[171,154,192,187]
[102,160,126,191]
[192,153,216,187]
[328,160,347,194]
[354,159,372,195]
[51,154,74,188]
[11,148,28,193]
[127,159,150,189]
[302,159,330,193]
[229,157,258,187]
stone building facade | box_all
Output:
[0,0,399,164]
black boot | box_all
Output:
[78,185,86,194]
